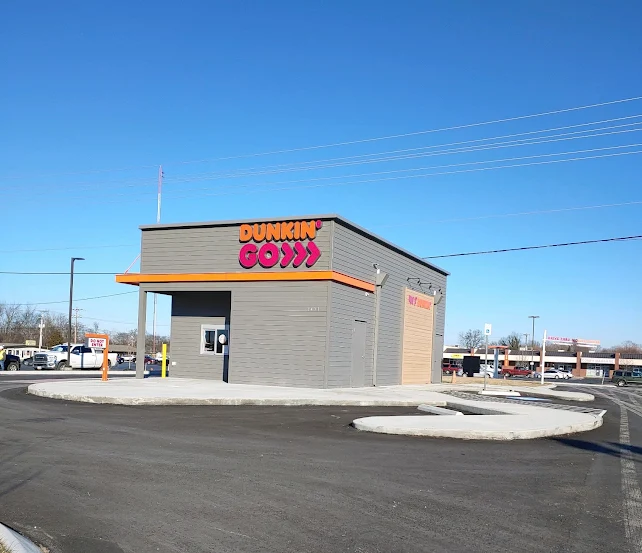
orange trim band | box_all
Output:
[115,270,375,292]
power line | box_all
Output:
[158,147,642,203]
[424,235,642,259]
[162,141,642,198]
[0,271,117,275]
[170,96,642,164]
[20,292,137,305]
[375,200,642,228]
[4,234,642,274]
[6,116,642,197]
[93,142,642,206]
[163,116,642,184]
[2,95,641,182]
[0,244,137,254]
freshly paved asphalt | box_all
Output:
[0,378,639,553]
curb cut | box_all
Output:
[0,523,41,553]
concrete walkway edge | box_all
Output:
[0,523,41,553]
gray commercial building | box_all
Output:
[117,215,448,387]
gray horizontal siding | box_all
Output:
[331,221,447,385]
[327,282,374,387]
[142,281,328,387]
[141,223,331,274]
[169,292,230,380]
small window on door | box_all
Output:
[201,325,229,355]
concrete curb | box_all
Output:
[26,386,448,407]
[0,523,41,553]
[352,413,604,440]
[417,404,463,416]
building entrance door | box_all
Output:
[351,320,367,387]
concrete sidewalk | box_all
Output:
[26,378,592,406]
[25,378,603,440]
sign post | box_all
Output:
[540,330,547,386]
[86,333,110,381]
[161,343,167,378]
[483,324,492,390]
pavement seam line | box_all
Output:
[620,408,642,552]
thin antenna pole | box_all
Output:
[157,165,163,224]
[152,166,163,359]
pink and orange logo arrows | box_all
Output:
[240,241,322,269]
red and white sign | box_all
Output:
[546,336,600,347]
[88,337,107,349]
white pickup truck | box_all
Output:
[33,344,119,371]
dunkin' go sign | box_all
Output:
[238,220,323,269]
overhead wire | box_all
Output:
[18,291,138,305]
[5,117,641,197]
[170,95,642,164]
[157,147,642,202]
[423,235,642,259]
[157,140,642,199]
[2,95,641,183]
[163,115,642,183]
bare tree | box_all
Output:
[612,341,642,354]
[498,332,522,350]
[458,329,484,350]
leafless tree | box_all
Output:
[458,329,485,350]
[498,332,522,350]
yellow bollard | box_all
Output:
[161,343,167,378]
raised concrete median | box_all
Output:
[25,378,603,440]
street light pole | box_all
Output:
[68,257,85,366]
[528,315,540,374]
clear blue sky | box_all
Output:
[1,0,641,347]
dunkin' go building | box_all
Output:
[117,215,448,387]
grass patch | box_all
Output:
[0,538,14,553]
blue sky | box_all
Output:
[1,0,640,346]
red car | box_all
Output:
[500,367,534,377]
[442,364,461,375]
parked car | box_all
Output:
[479,364,497,377]
[442,364,461,375]
[33,344,119,370]
[144,361,170,377]
[21,357,33,367]
[2,354,20,371]
[535,369,572,380]
[501,366,534,378]
[611,370,642,387]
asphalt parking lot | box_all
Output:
[1,379,639,553]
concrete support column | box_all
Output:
[615,352,621,372]
[136,288,147,379]
[574,351,582,377]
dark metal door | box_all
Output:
[351,320,367,387]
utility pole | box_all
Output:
[152,165,163,358]
[522,333,529,367]
[73,308,83,343]
[68,257,85,366]
[528,315,540,373]
[38,312,47,350]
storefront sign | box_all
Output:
[238,220,323,269]
[407,294,432,309]
[546,336,600,347]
